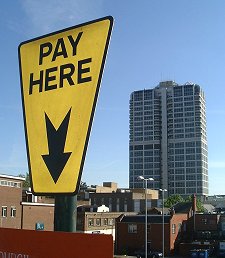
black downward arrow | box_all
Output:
[42,109,72,183]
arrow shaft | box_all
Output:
[42,108,72,183]
[45,109,71,154]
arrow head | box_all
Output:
[42,152,71,183]
[42,109,72,183]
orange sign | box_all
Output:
[0,228,113,258]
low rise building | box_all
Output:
[115,212,188,256]
[21,202,54,231]
[0,174,25,229]
[77,204,137,241]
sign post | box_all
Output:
[19,16,113,232]
[54,195,77,232]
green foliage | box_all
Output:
[80,181,88,190]
[164,194,205,212]
[196,200,204,212]
[18,173,30,188]
[185,195,205,212]
[164,194,184,208]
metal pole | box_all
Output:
[162,190,164,258]
[145,179,147,258]
[54,195,77,232]
[138,176,153,258]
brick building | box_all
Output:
[0,174,25,229]
[183,213,225,242]
[179,213,225,256]
[77,204,137,240]
[3,175,225,256]
[21,202,54,231]
[115,213,188,256]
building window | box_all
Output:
[0,180,7,186]
[88,218,94,227]
[201,218,208,224]
[116,198,120,212]
[2,206,7,217]
[172,224,176,234]
[108,218,114,226]
[128,224,137,233]
[11,207,16,217]
[0,180,21,188]
[109,198,112,212]
[134,200,140,212]
[124,198,128,212]
[96,218,101,226]
[178,223,182,232]
[103,218,108,226]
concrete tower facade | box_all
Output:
[129,81,208,197]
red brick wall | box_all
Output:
[149,223,170,252]
[115,214,188,256]
[115,221,170,255]
[170,214,188,255]
[0,186,22,229]
[22,205,54,231]
[195,214,219,231]
[116,222,145,254]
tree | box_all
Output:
[18,173,30,188]
[164,194,184,208]
[164,194,205,213]
[185,195,205,212]
[79,181,88,191]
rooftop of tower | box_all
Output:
[155,80,178,89]
[130,81,200,97]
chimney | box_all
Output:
[170,207,175,217]
[192,193,197,212]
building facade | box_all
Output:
[88,182,160,213]
[90,188,159,213]
[115,213,188,256]
[76,208,136,241]
[21,202,54,231]
[0,174,25,229]
[129,81,208,197]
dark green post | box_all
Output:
[54,195,77,232]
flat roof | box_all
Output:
[0,174,25,181]
[120,214,170,224]
[21,202,54,207]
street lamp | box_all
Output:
[137,176,154,258]
[159,188,167,258]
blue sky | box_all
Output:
[0,0,225,195]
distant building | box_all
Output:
[205,195,225,211]
[77,205,136,241]
[179,213,225,256]
[129,81,208,197]
[0,174,25,229]
[0,176,141,239]
[115,194,225,257]
[202,204,215,214]
[88,182,160,213]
